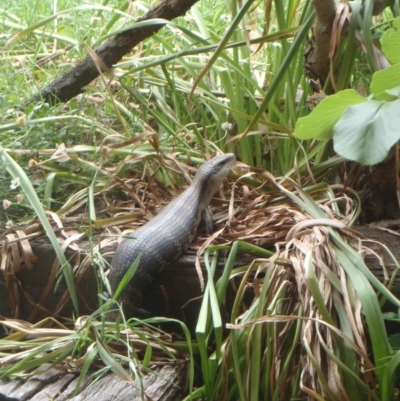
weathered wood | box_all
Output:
[0,363,187,401]
[0,365,74,401]
[70,363,187,401]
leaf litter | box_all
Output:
[0,148,397,398]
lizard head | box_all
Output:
[194,153,236,204]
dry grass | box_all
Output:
[0,151,399,399]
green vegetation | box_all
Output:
[294,16,400,166]
[1,1,400,400]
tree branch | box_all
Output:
[31,0,200,105]
[304,0,338,87]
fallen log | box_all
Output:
[1,224,399,326]
[0,235,253,327]
[0,362,187,401]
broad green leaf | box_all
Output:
[385,86,400,98]
[371,64,400,100]
[333,99,400,165]
[381,16,400,64]
[293,89,365,140]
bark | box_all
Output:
[0,363,187,401]
[30,0,200,105]
[305,0,390,88]
[304,0,337,87]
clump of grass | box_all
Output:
[2,1,400,399]
[0,313,194,397]
[188,173,400,400]
[1,149,400,399]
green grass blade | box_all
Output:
[0,148,80,315]
[112,254,141,301]
[334,247,390,384]
[237,11,315,143]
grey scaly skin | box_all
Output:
[109,153,236,317]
